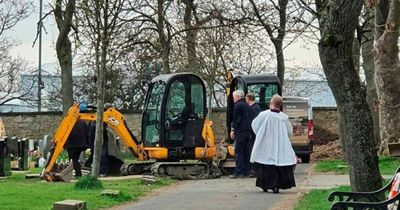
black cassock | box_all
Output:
[255,163,296,191]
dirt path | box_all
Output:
[111,164,311,210]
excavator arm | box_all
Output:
[41,104,146,181]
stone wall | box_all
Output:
[0,109,227,142]
[312,107,339,145]
[0,107,337,144]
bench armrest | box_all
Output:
[328,173,396,202]
[330,193,400,210]
[328,188,389,202]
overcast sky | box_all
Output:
[8,1,322,73]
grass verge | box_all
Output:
[0,170,174,210]
[294,186,351,210]
[315,156,400,175]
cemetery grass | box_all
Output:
[295,179,391,210]
[0,170,174,210]
[314,156,400,175]
[294,186,351,210]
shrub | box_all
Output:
[75,175,103,190]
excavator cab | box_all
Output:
[142,73,213,160]
[226,74,282,143]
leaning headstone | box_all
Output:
[53,200,87,210]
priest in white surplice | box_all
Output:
[250,94,296,193]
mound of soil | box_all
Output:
[312,140,343,161]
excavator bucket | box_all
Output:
[54,163,73,182]
[41,163,73,182]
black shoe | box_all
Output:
[273,187,279,193]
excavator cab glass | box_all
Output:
[142,73,207,158]
[142,82,165,146]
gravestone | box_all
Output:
[0,137,11,176]
[53,200,87,210]
[17,138,28,171]
[100,189,120,197]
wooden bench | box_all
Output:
[328,167,400,210]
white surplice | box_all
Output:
[250,109,297,166]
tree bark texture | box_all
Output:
[375,0,390,40]
[183,0,199,72]
[54,0,75,114]
[274,40,286,85]
[352,37,360,74]
[249,0,288,85]
[318,0,382,192]
[157,0,170,73]
[373,0,400,154]
[361,5,380,148]
[91,0,107,178]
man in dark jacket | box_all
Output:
[64,119,89,178]
[84,120,109,176]
[230,90,251,178]
[246,92,261,176]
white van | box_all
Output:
[283,96,314,163]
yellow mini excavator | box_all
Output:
[41,73,217,181]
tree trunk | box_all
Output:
[361,5,380,148]
[184,0,198,72]
[274,40,285,85]
[352,37,360,73]
[157,0,170,73]
[275,0,288,85]
[373,0,400,155]
[375,0,390,40]
[91,0,107,178]
[54,0,75,114]
[249,0,288,85]
[318,0,382,192]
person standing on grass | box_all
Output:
[250,94,296,193]
[64,119,89,178]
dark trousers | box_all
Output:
[99,140,109,175]
[67,147,85,177]
[234,132,250,176]
[248,134,256,173]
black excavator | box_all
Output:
[220,71,282,173]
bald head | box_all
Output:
[270,94,282,109]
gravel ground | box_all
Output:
[111,164,311,210]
